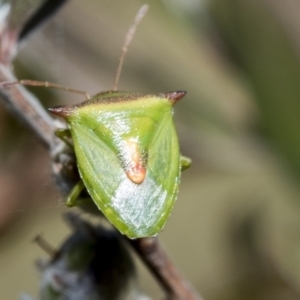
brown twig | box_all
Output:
[0,65,55,149]
[130,237,203,300]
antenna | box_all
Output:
[113,4,149,91]
[0,80,91,99]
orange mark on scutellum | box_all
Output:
[124,139,146,184]
[126,164,146,184]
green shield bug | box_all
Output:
[49,90,190,238]
[0,5,191,238]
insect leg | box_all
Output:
[180,155,192,171]
[66,179,85,207]
[55,128,73,148]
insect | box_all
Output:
[49,90,190,238]
[1,5,191,238]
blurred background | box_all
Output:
[1,0,300,299]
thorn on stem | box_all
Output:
[33,234,58,258]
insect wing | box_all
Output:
[70,111,180,238]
